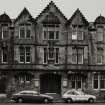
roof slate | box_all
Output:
[95,15,105,24]
[0,13,11,23]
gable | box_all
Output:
[67,9,89,26]
[15,8,35,24]
[71,13,84,25]
[35,1,67,24]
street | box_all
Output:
[0,103,105,105]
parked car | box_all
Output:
[62,90,96,103]
[11,90,53,103]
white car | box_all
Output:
[62,90,96,103]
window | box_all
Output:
[78,49,84,64]
[2,48,8,63]
[69,74,82,89]
[93,74,98,89]
[72,47,84,64]
[20,27,25,38]
[97,27,103,41]
[100,75,105,89]
[55,48,59,63]
[48,48,54,59]
[43,31,59,40]
[44,48,47,63]
[56,31,59,39]
[72,31,77,40]
[20,47,25,63]
[2,26,8,39]
[71,25,84,40]
[26,47,31,63]
[72,48,77,63]
[93,74,105,89]
[97,48,103,64]
[26,27,31,38]
[44,31,47,39]
[49,31,54,39]
[19,25,31,38]
[43,26,59,40]
[15,73,33,84]
[19,46,31,63]
[78,31,83,40]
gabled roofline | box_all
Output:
[0,12,12,23]
[35,1,67,22]
[94,14,105,24]
[14,7,35,23]
[67,8,89,26]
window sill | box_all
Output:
[96,63,103,65]
[48,58,55,61]
[1,62,8,64]
[43,39,59,41]
[18,38,32,39]
[93,89,105,91]
[71,62,77,64]
[18,62,31,64]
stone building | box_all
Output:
[0,1,105,99]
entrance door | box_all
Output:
[0,77,7,93]
[40,73,61,94]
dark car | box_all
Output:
[11,90,53,103]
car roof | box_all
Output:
[65,89,83,94]
[19,90,38,94]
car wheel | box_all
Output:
[88,98,94,103]
[67,98,72,103]
[44,98,49,103]
[18,98,23,103]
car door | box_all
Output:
[67,91,77,101]
[25,93,34,102]
[32,93,44,103]
[75,92,87,101]
[31,93,40,102]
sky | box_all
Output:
[0,0,105,22]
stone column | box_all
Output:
[87,72,93,90]
[61,73,68,95]
[33,72,40,93]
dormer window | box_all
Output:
[43,25,59,40]
[71,25,84,41]
[72,31,77,40]
[19,24,31,38]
